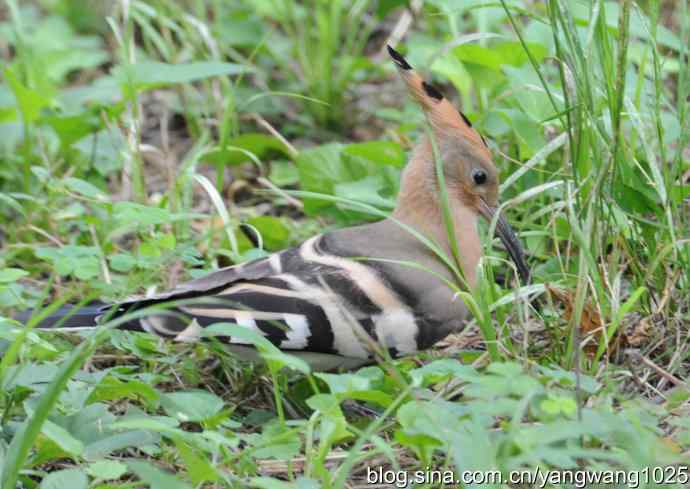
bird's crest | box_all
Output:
[387,45,487,150]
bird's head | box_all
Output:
[388,45,530,284]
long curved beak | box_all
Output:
[478,199,530,285]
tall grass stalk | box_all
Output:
[6,0,35,195]
[112,0,146,202]
[545,0,687,369]
[268,0,375,128]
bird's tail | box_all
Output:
[16,304,108,329]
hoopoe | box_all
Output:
[24,46,530,370]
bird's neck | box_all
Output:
[392,156,482,288]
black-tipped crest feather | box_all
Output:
[386,44,411,70]
[421,81,444,101]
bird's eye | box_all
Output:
[472,169,487,185]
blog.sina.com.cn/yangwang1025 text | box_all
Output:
[365,465,690,488]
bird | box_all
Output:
[21,45,530,371]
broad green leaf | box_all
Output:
[540,394,578,417]
[454,44,505,70]
[260,349,311,375]
[112,202,174,227]
[0,268,28,283]
[73,127,126,176]
[0,104,18,121]
[296,143,346,213]
[202,323,310,373]
[111,416,180,432]
[670,184,690,206]
[39,468,88,489]
[536,365,601,394]
[269,161,300,186]
[138,241,161,258]
[409,359,479,387]
[306,393,343,415]
[6,363,60,389]
[295,141,403,219]
[35,246,100,280]
[665,387,690,411]
[493,41,548,66]
[376,0,409,17]
[251,477,320,489]
[160,390,225,423]
[453,42,548,71]
[86,460,128,480]
[245,216,290,250]
[3,67,53,122]
[397,401,498,481]
[334,176,396,210]
[174,440,219,485]
[63,177,109,201]
[116,61,252,92]
[394,429,441,467]
[305,394,352,445]
[23,15,108,83]
[157,233,176,250]
[464,367,542,400]
[501,65,556,122]
[1,327,109,489]
[0,193,24,216]
[250,422,302,460]
[510,111,546,158]
[343,141,405,168]
[204,133,290,166]
[202,322,275,350]
[216,15,265,47]
[39,401,161,462]
[128,460,192,489]
[315,372,374,395]
[340,390,394,407]
[486,362,523,377]
[108,253,137,273]
[37,418,84,457]
[59,403,116,446]
[45,110,102,146]
[89,375,160,403]
[54,202,87,221]
[0,85,17,122]
[84,431,160,461]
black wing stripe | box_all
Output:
[179,287,338,354]
[278,272,371,358]
[119,233,430,358]
[312,235,420,354]
[254,318,290,346]
[115,256,278,311]
[189,314,291,348]
[360,259,458,350]
[140,312,192,338]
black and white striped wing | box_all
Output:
[110,234,429,360]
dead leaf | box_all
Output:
[624,316,653,347]
[546,285,624,358]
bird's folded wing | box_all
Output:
[107,238,426,360]
[115,252,282,306]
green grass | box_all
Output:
[1,0,689,487]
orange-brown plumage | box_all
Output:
[387,45,489,154]
[387,44,528,286]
